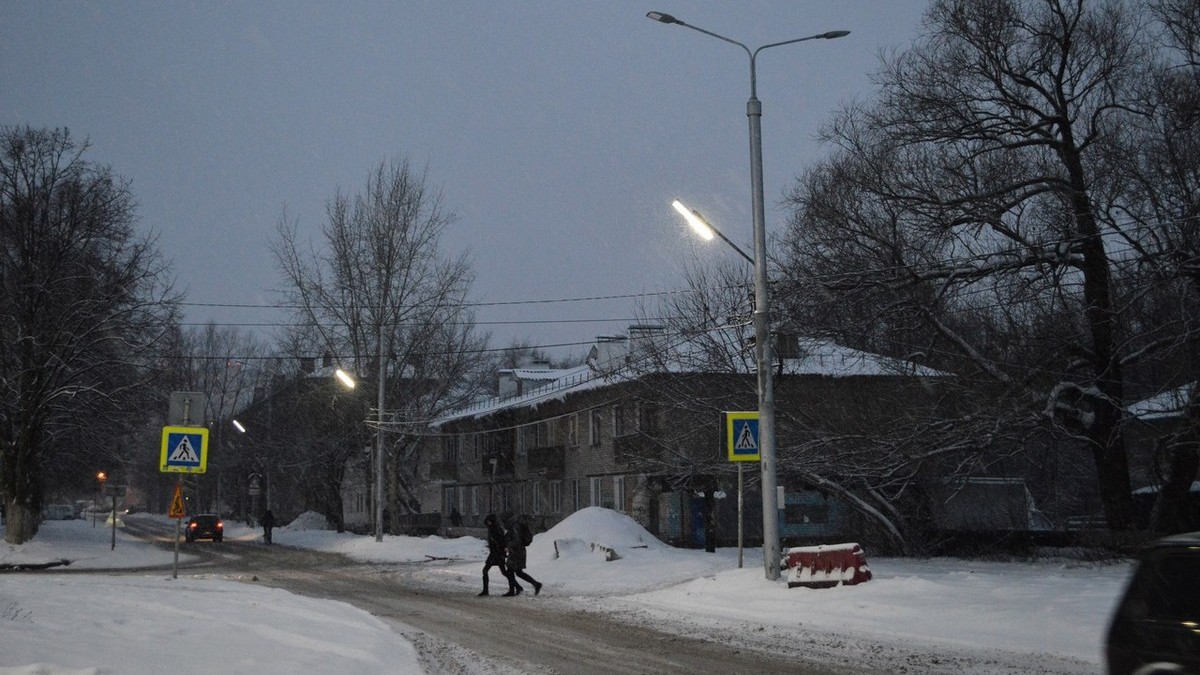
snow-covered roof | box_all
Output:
[1127,382,1195,421]
[506,367,572,381]
[432,332,946,427]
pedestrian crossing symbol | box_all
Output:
[725,411,761,462]
[160,426,209,474]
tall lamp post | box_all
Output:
[649,11,849,580]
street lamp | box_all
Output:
[649,11,849,580]
[672,200,754,265]
[94,472,107,527]
[332,365,381,542]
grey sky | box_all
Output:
[2,1,926,359]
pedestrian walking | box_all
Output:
[505,515,542,596]
[262,509,276,545]
[479,513,513,596]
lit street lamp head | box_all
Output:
[646,11,679,24]
[335,368,356,390]
[232,419,247,434]
[672,200,714,241]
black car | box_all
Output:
[1106,531,1200,675]
[185,514,224,543]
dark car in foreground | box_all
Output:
[1106,531,1200,675]
[185,514,224,543]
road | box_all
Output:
[120,518,848,674]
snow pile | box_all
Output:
[530,506,667,564]
[284,510,333,531]
[1,574,420,674]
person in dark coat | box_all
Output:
[262,509,276,544]
[479,513,513,596]
[504,515,542,596]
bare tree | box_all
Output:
[779,0,1192,533]
[273,157,490,529]
[0,126,178,543]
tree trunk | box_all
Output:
[1062,149,1136,531]
[3,498,36,545]
[1150,439,1199,534]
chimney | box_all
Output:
[498,369,518,398]
[588,336,628,373]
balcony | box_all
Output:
[427,461,458,481]
[613,434,659,465]
[481,453,515,477]
[527,444,566,477]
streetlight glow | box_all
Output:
[672,200,714,240]
[650,11,849,581]
[671,199,755,265]
[335,368,356,389]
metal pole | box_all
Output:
[747,83,780,580]
[737,462,744,568]
[646,10,848,581]
[110,491,117,551]
[172,482,181,580]
[375,319,385,542]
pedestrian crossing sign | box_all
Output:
[160,426,209,474]
[725,411,760,462]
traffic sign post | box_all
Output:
[725,411,761,568]
[160,426,209,474]
[169,481,185,579]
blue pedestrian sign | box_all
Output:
[160,426,209,474]
[725,411,760,462]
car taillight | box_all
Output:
[215,522,223,529]
[189,522,197,529]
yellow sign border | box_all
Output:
[160,426,209,474]
[725,411,761,462]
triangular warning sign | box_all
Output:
[735,422,758,451]
[169,483,186,519]
[168,436,199,463]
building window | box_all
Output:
[612,404,624,437]
[532,481,542,514]
[572,479,581,512]
[589,410,602,447]
[443,487,454,515]
[442,436,457,463]
[471,486,479,516]
[590,477,602,507]
[549,480,562,513]
[566,414,578,447]
[638,402,657,433]
[537,420,551,446]
[613,475,626,512]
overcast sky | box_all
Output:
[2,1,927,360]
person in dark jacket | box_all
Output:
[504,515,542,596]
[262,509,276,545]
[479,513,513,596]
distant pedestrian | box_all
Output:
[262,509,276,544]
[450,507,462,527]
[479,513,513,596]
[505,515,541,596]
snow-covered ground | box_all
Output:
[2,508,1134,674]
